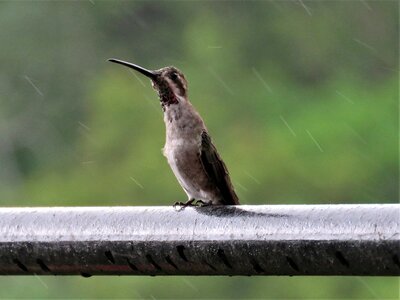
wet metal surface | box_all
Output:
[0,205,398,276]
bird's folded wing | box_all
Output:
[199,131,240,205]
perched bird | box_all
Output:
[109,58,239,206]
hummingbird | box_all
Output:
[108,58,240,207]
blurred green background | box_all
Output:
[0,1,398,299]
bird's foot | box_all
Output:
[194,200,212,207]
[173,199,213,210]
[173,198,196,209]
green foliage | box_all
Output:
[0,1,398,299]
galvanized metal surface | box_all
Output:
[0,204,398,276]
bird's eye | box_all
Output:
[170,72,178,81]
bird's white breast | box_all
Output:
[163,137,201,198]
[162,100,212,201]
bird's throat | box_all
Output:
[156,82,179,111]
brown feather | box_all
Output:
[199,131,240,205]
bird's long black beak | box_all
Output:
[108,58,157,80]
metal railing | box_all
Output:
[0,204,398,276]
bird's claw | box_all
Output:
[173,199,212,210]
[173,201,186,207]
[194,199,212,207]
[173,199,196,210]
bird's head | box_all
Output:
[108,58,188,109]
